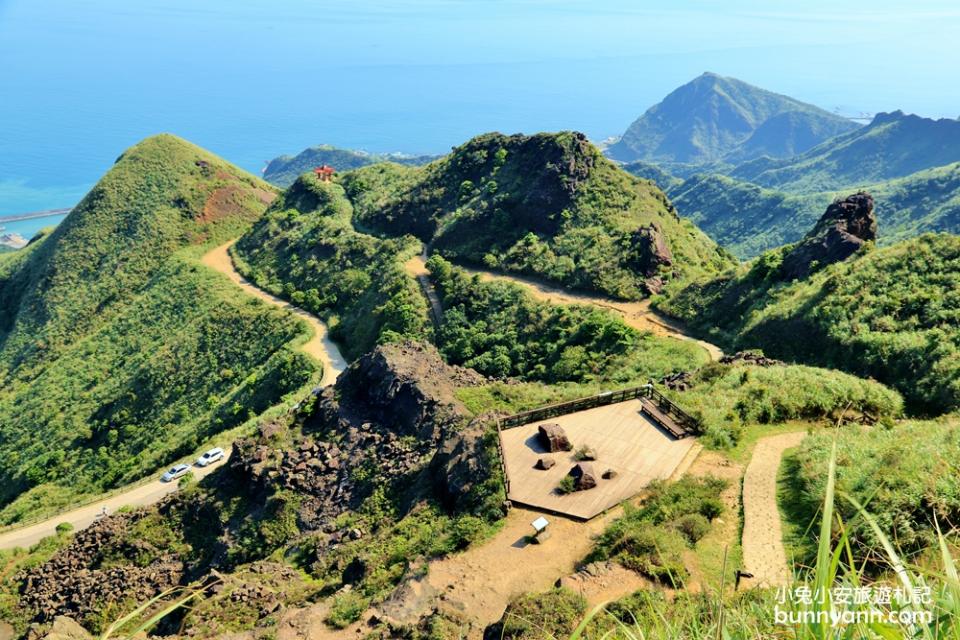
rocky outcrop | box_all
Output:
[630,222,674,278]
[569,463,598,491]
[780,192,876,280]
[538,423,573,453]
[231,341,492,533]
[17,510,184,624]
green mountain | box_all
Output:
[605,72,858,164]
[344,131,734,300]
[263,144,438,187]
[732,110,960,192]
[661,209,960,413]
[232,175,432,360]
[661,161,960,259]
[0,135,319,521]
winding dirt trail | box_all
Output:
[202,240,347,386]
[741,431,806,587]
[0,242,347,551]
[403,253,723,361]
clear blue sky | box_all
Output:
[1,0,958,214]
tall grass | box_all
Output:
[573,439,960,639]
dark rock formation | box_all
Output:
[630,222,674,277]
[719,351,785,367]
[602,468,618,480]
[535,457,556,470]
[537,423,573,453]
[569,463,598,491]
[780,192,877,280]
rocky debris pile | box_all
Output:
[660,370,694,391]
[781,192,877,280]
[18,511,184,624]
[720,351,784,367]
[181,562,298,634]
[538,423,572,452]
[630,222,674,294]
[569,463,598,491]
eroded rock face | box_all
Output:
[780,192,877,280]
[630,222,674,278]
[232,341,488,532]
[538,423,573,453]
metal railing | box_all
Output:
[497,384,700,436]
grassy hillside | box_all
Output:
[426,255,709,382]
[232,174,431,360]
[343,131,734,300]
[606,72,858,164]
[0,135,320,521]
[263,144,437,187]
[664,162,960,259]
[732,111,960,192]
[662,234,960,413]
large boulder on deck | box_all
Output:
[538,423,572,452]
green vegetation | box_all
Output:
[345,131,733,300]
[0,135,320,520]
[791,415,960,565]
[663,234,960,413]
[606,72,857,164]
[495,587,587,640]
[427,256,709,382]
[263,144,437,187]
[667,360,903,448]
[586,476,727,586]
[232,174,431,360]
[663,163,960,259]
[732,111,960,192]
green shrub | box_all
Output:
[556,475,577,495]
[325,590,369,629]
[497,587,586,639]
[675,513,711,543]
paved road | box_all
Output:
[0,240,347,551]
[0,455,228,550]
[741,431,807,586]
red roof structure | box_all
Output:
[313,165,335,182]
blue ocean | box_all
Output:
[2,0,958,227]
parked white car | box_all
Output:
[196,447,225,467]
[161,463,191,482]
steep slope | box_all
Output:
[344,131,734,300]
[232,174,431,360]
[732,111,960,192]
[606,72,858,164]
[263,144,438,187]
[0,135,320,521]
[663,161,960,259]
[661,199,960,413]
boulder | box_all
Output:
[40,617,91,640]
[602,468,618,480]
[538,423,572,453]
[780,192,877,280]
[631,222,674,277]
[535,457,556,470]
[569,463,598,491]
